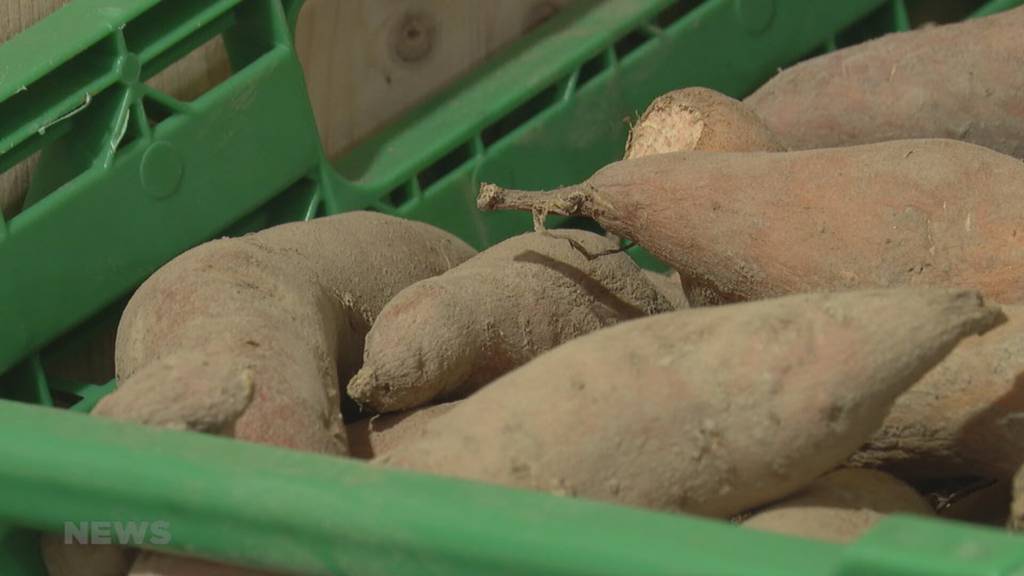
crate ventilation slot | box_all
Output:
[655,0,706,30]
[613,27,656,61]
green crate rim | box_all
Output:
[1,1,1023,575]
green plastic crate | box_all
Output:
[1,0,1022,574]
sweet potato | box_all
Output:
[376,289,1000,517]
[97,211,474,452]
[478,139,1024,305]
[348,230,674,413]
[347,402,457,459]
[625,87,785,159]
[851,306,1024,481]
[745,7,1024,158]
[50,213,474,576]
[1013,466,1023,530]
[741,468,933,543]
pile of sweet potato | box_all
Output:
[44,7,1024,576]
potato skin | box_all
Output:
[852,306,1024,481]
[746,7,1024,158]
[742,469,933,543]
[376,289,1000,518]
[480,139,1024,306]
[625,87,785,159]
[348,230,674,413]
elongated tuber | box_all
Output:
[478,139,1024,305]
[745,7,1024,158]
[376,289,1000,517]
[100,211,474,452]
[348,230,674,413]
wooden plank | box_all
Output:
[0,0,67,44]
[145,38,231,103]
[295,0,574,158]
